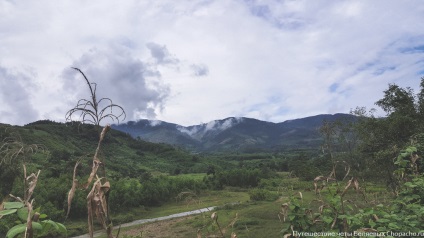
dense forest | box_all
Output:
[1,77,424,237]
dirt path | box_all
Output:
[118,216,195,238]
[70,206,215,238]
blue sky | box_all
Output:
[1,0,424,126]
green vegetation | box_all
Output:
[1,77,424,237]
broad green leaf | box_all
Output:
[42,220,59,230]
[369,219,376,228]
[6,224,26,238]
[56,222,67,234]
[404,182,417,188]
[17,207,28,221]
[4,202,24,209]
[376,218,389,223]
[39,213,48,219]
[32,222,43,230]
[41,220,67,234]
[405,146,417,153]
[6,222,43,238]
[0,209,17,216]
[322,216,333,224]
[388,222,399,230]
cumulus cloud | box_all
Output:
[1,0,424,126]
[190,64,209,77]
[61,44,170,124]
[0,66,38,125]
[244,0,309,30]
[146,42,179,65]
[177,117,243,138]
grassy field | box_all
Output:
[66,189,251,236]
[168,173,207,181]
[100,191,322,238]
[95,191,291,238]
[92,175,316,238]
[67,172,390,238]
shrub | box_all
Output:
[249,189,272,201]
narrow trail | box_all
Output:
[70,206,216,238]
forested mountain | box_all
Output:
[0,121,207,188]
[0,121,220,235]
[0,121,228,206]
[112,113,357,152]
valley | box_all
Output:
[1,90,424,237]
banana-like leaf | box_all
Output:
[4,202,24,209]
[6,222,42,238]
[17,207,28,221]
[0,209,17,216]
[6,224,26,238]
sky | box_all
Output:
[1,0,424,126]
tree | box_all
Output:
[353,78,424,188]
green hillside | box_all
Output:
[1,121,204,176]
[0,120,228,235]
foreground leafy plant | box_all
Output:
[282,143,424,237]
[0,165,66,238]
[0,130,65,238]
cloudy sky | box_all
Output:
[1,0,424,126]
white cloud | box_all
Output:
[0,66,39,125]
[1,0,424,126]
[148,120,162,127]
[61,44,170,123]
[177,117,243,139]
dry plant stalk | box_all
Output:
[279,203,289,222]
[224,213,238,234]
[0,130,44,237]
[206,212,238,238]
[65,68,126,126]
[66,160,81,219]
[66,125,115,238]
[0,131,43,166]
[313,176,335,194]
[8,164,41,238]
[410,153,420,175]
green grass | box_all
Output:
[62,175,394,238]
[65,189,250,237]
[169,173,207,181]
[89,177,393,238]
[95,188,308,238]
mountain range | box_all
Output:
[112,113,356,153]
